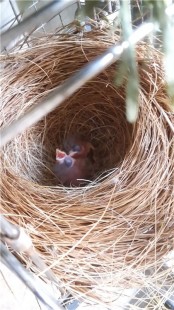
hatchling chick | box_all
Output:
[54,136,95,186]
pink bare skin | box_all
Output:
[54,138,94,186]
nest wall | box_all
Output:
[1,31,174,304]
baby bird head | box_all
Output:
[54,144,92,186]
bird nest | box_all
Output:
[1,30,174,306]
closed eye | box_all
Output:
[72,144,81,152]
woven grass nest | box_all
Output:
[1,30,174,306]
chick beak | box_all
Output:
[56,149,66,161]
[56,149,75,168]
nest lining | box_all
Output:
[1,31,174,305]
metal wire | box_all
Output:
[0,216,80,309]
[8,0,30,47]
[0,215,20,240]
[0,215,63,287]
[1,0,74,51]
[1,242,65,310]
[0,22,154,148]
